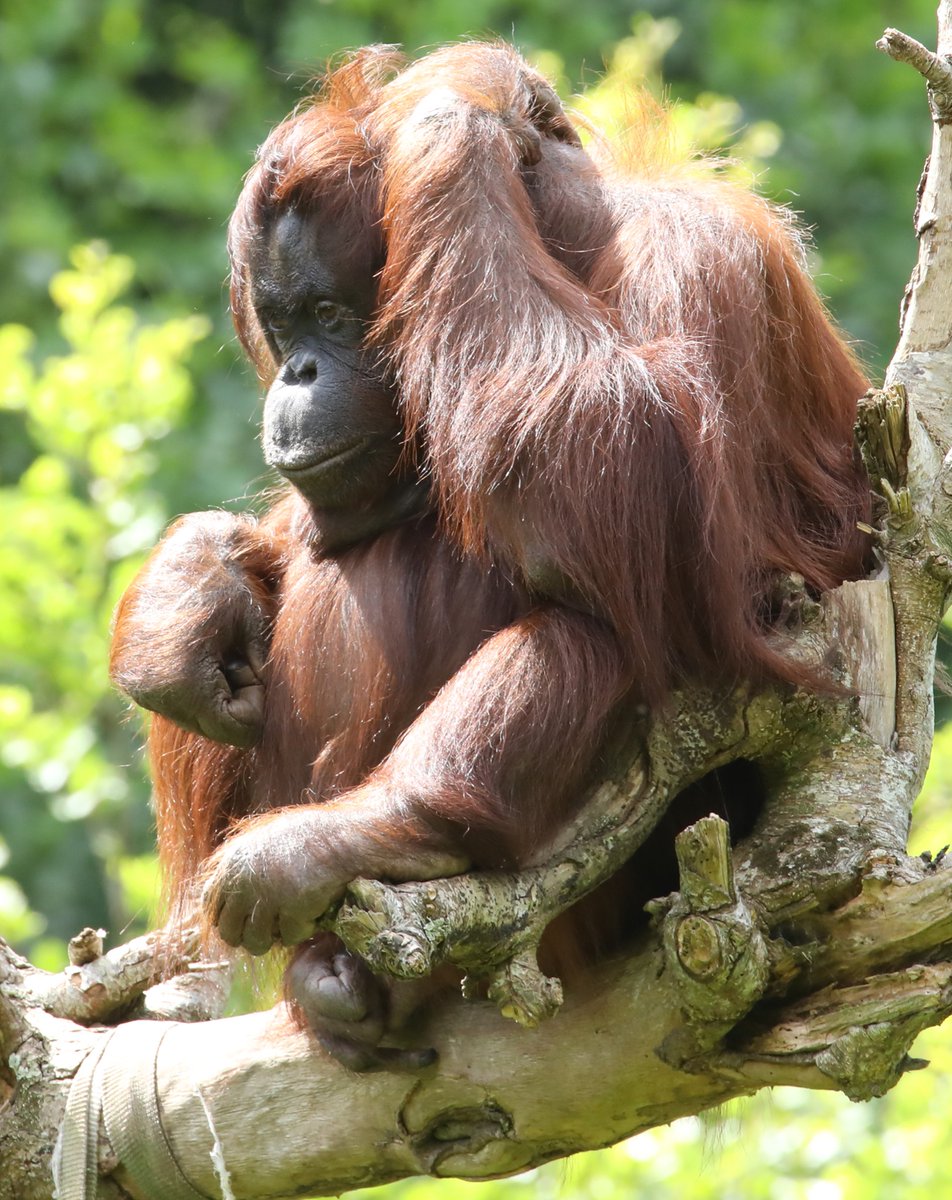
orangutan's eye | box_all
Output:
[261,310,293,339]
[314,300,350,329]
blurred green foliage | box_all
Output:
[0,243,204,966]
[1,0,951,1194]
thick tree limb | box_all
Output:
[6,850,952,1199]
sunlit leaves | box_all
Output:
[0,244,207,949]
[569,16,782,183]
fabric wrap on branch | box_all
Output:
[53,1021,209,1200]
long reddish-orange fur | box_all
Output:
[113,43,870,973]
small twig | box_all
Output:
[878,28,952,122]
[67,928,106,967]
[878,28,952,90]
[0,929,204,1024]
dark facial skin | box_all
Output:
[249,207,426,548]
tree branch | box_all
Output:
[0,928,226,1028]
[878,27,952,117]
